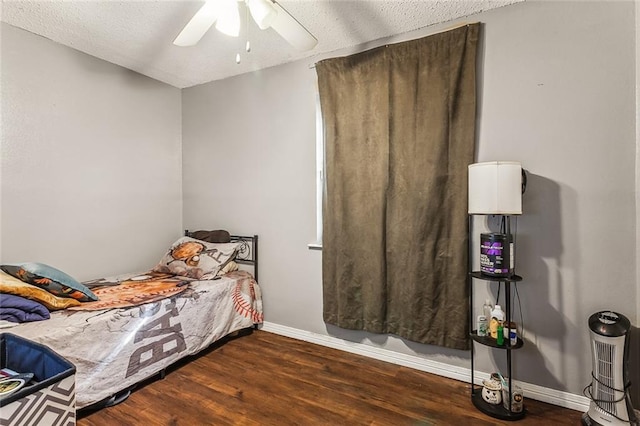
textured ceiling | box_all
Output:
[1,1,523,88]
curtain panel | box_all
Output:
[317,24,479,350]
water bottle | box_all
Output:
[483,299,493,322]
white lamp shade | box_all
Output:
[468,161,523,215]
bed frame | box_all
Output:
[183,230,259,282]
[77,231,260,415]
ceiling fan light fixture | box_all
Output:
[215,0,241,37]
[246,0,277,30]
[173,1,219,46]
[174,0,317,53]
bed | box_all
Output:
[0,231,263,413]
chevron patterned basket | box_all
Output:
[0,333,75,426]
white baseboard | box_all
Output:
[260,321,590,413]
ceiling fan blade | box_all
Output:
[270,2,317,51]
[173,1,218,47]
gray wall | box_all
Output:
[182,60,323,329]
[0,23,183,280]
[636,0,640,353]
[182,0,637,398]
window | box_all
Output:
[310,90,323,250]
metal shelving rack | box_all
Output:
[468,214,526,421]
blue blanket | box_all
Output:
[0,294,50,323]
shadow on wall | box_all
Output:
[499,172,582,392]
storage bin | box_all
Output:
[0,333,76,426]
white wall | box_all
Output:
[183,0,637,399]
[0,23,183,280]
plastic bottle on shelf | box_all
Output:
[477,315,488,336]
[489,305,505,339]
[483,299,493,321]
[497,322,504,345]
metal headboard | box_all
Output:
[183,230,258,282]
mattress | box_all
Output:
[6,270,263,409]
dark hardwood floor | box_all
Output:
[78,330,583,425]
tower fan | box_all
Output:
[583,311,638,425]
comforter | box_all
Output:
[7,270,263,408]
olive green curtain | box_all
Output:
[317,24,479,350]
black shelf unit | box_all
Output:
[468,215,526,421]
[470,332,524,349]
[471,388,525,421]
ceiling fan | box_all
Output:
[173,0,318,51]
